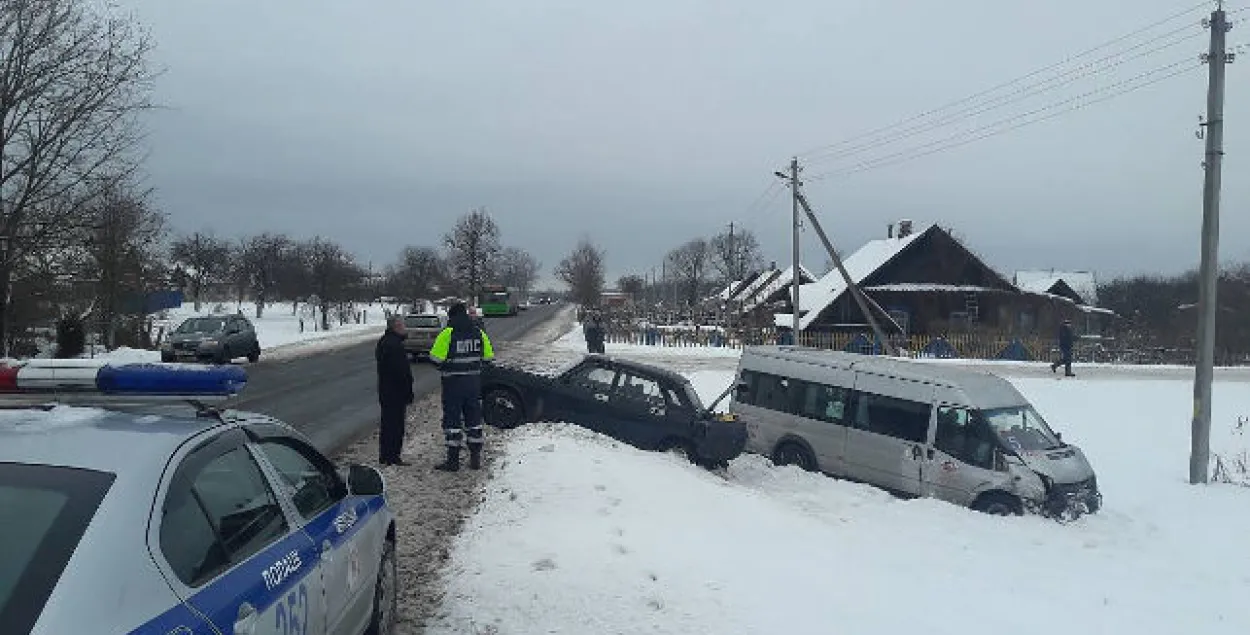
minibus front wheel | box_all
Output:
[772,441,816,472]
[972,491,1022,516]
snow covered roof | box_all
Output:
[863,284,1004,293]
[1014,270,1098,306]
[795,224,933,330]
[742,265,817,312]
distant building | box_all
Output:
[774,220,1113,337]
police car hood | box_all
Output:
[1017,444,1096,485]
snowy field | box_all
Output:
[427,327,1250,634]
[91,301,399,363]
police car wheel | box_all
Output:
[367,538,398,635]
[483,388,524,429]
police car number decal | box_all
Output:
[262,550,303,591]
[274,582,309,635]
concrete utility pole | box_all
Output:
[1191,3,1231,485]
[788,158,801,338]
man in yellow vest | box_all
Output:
[428,302,495,471]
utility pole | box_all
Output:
[728,221,737,281]
[1191,3,1232,485]
[788,158,801,339]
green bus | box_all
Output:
[478,284,520,316]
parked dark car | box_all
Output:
[480,355,747,468]
[160,314,260,364]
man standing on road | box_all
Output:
[429,302,495,471]
[376,315,415,465]
[1050,318,1076,377]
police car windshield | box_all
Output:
[0,463,115,635]
[175,317,225,334]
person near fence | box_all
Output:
[584,309,606,354]
[375,315,414,466]
[429,302,495,471]
[1050,319,1076,377]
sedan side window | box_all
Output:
[570,364,617,391]
[256,439,348,520]
[160,445,289,587]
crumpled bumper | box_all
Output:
[695,416,748,464]
[1029,476,1103,521]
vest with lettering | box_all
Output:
[442,327,485,376]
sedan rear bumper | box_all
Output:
[695,419,748,463]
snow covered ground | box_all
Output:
[88,301,399,363]
[426,330,1250,634]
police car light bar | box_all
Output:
[0,360,247,404]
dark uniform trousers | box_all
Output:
[379,403,407,463]
[441,375,484,449]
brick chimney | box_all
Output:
[887,223,894,239]
[897,219,913,238]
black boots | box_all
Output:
[435,446,482,471]
[435,447,460,472]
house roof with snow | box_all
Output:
[793,224,945,330]
[1013,270,1098,306]
[740,265,817,312]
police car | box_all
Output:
[0,359,399,635]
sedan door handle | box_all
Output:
[234,602,259,635]
[594,394,609,402]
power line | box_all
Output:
[795,1,1211,159]
[806,60,1202,183]
[804,26,1206,165]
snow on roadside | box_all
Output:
[427,336,1250,635]
[83,301,399,363]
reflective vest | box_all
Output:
[430,326,494,376]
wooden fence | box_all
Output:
[602,326,1246,366]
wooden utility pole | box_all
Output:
[1191,3,1232,485]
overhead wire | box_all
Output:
[805,59,1204,183]
[803,25,1206,165]
[794,1,1212,160]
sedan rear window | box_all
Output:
[0,463,114,635]
[404,316,442,329]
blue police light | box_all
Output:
[95,363,248,396]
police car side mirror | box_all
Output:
[346,464,385,496]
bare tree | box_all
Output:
[443,207,501,298]
[386,246,446,304]
[0,0,157,349]
[303,237,362,331]
[236,233,292,318]
[617,275,645,296]
[710,228,763,283]
[555,238,606,307]
[170,232,232,311]
[666,238,711,307]
[495,247,541,297]
[86,187,166,348]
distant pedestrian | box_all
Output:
[375,315,415,465]
[429,302,495,471]
[585,309,606,354]
[1051,319,1076,377]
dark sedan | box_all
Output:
[480,355,747,468]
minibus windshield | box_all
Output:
[980,405,1063,453]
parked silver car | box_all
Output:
[730,346,1102,519]
[0,360,398,635]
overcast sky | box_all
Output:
[121,0,1248,288]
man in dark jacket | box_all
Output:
[1050,319,1076,377]
[429,302,495,471]
[376,315,415,465]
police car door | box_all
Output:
[151,428,327,635]
[250,432,379,635]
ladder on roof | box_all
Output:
[964,291,979,323]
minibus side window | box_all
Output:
[753,373,792,413]
[934,406,995,470]
[856,392,930,443]
[795,381,848,424]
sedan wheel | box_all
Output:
[483,388,524,429]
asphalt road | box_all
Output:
[227,303,566,454]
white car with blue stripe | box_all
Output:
[0,359,399,635]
